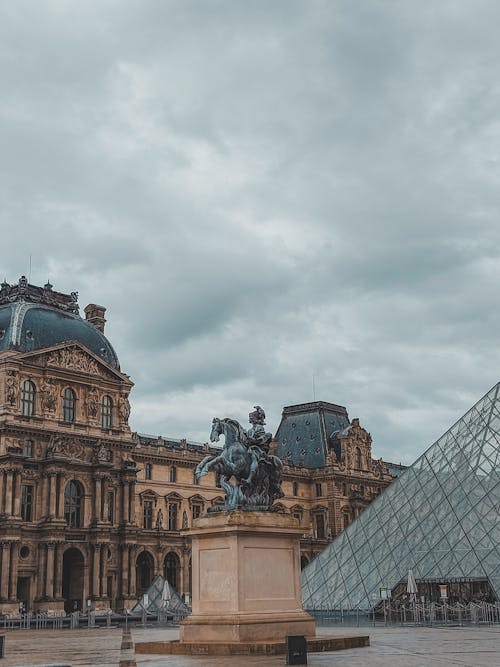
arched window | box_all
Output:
[63,387,76,423]
[101,395,113,429]
[170,466,177,483]
[355,447,362,469]
[145,463,152,480]
[21,380,36,417]
[164,552,180,590]
[136,551,154,595]
[64,480,83,527]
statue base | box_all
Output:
[179,510,316,643]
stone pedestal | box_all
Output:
[179,510,316,643]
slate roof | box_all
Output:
[0,278,119,368]
[275,401,350,468]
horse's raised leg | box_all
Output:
[195,453,222,479]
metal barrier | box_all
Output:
[0,608,189,632]
[313,601,500,627]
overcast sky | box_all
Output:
[2,1,500,464]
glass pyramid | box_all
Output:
[302,383,500,609]
[131,575,191,615]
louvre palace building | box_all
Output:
[0,277,397,615]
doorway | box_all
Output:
[62,548,84,612]
[16,577,30,612]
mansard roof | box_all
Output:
[0,277,119,368]
[275,401,350,468]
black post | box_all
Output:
[286,635,307,665]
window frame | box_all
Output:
[62,387,76,423]
[64,480,83,527]
[21,380,36,417]
[101,395,113,429]
[21,484,34,522]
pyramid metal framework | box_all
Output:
[130,575,190,616]
[302,383,500,610]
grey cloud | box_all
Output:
[3,1,500,463]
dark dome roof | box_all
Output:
[0,278,119,368]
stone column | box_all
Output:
[94,477,102,524]
[54,543,64,599]
[44,543,55,599]
[48,473,57,518]
[57,475,66,519]
[8,542,20,600]
[92,543,101,597]
[120,544,129,598]
[129,546,136,597]
[100,545,108,597]
[122,481,129,524]
[0,542,11,599]
[36,544,46,598]
[4,471,13,517]
[12,470,22,518]
[0,471,5,514]
[129,481,136,524]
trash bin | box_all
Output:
[286,635,307,665]
[0,635,5,659]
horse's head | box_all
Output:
[210,417,222,443]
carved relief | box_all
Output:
[40,379,57,414]
[5,370,18,407]
[118,394,131,423]
[47,348,100,375]
[92,442,110,464]
[46,435,87,461]
[85,387,99,420]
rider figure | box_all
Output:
[247,406,272,455]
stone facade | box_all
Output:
[0,281,396,616]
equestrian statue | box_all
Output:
[195,406,284,510]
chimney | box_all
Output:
[84,303,107,333]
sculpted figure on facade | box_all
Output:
[195,406,284,509]
[41,379,57,414]
[5,371,18,407]
[118,394,131,423]
[85,387,99,419]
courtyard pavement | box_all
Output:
[1,623,500,666]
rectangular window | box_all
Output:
[21,485,34,522]
[143,500,153,529]
[315,513,325,539]
[168,503,178,531]
[315,483,323,497]
[107,491,114,524]
[23,440,33,457]
[192,505,201,521]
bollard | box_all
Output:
[286,635,307,665]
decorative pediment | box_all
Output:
[188,493,205,506]
[18,342,129,383]
[290,504,304,515]
[165,491,183,504]
[139,489,159,506]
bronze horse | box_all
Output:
[195,417,283,508]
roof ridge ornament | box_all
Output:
[0,276,79,314]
